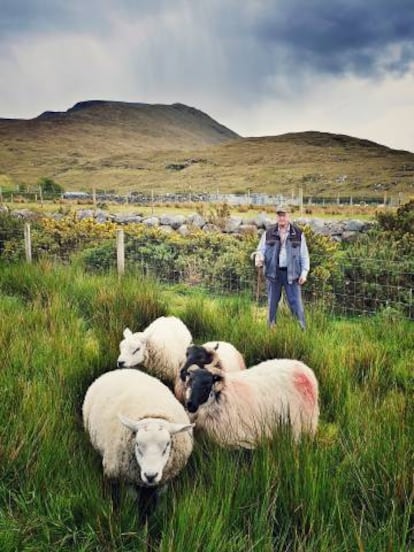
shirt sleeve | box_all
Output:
[300,233,310,279]
[256,231,266,258]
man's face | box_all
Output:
[277,212,289,228]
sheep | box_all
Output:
[82,368,194,521]
[175,341,246,402]
[183,356,319,449]
[181,341,246,375]
[117,316,192,386]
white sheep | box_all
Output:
[82,368,193,520]
[117,316,192,385]
[174,341,246,402]
[183,357,319,448]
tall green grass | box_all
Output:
[0,263,412,551]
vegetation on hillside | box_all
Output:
[1,101,413,196]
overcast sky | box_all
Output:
[1,0,414,151]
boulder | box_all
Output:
[142,216,160,227]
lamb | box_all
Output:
[183,356,319,448]
[117,316,192,386]
[175,341,246,402]
[82,368,194,521]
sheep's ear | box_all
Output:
[168,422,194,435]
[213,342,219,351]
[185,345,195,357]
[123,328,133,338]
[118,414,140,432]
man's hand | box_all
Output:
[299,276,306,285]
[254,253,264,268]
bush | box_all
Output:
[376,200,414,234]
[0,213,25,256]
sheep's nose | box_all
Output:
[117,360,125,368]
[144,473,158,485]
[186,401,197,413]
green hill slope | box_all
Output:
[0,101,413,198]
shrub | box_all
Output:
[376,200,414,234]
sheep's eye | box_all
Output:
[209,390,215,400]
[162,443,170,456]
[135,445,143,457]
[132,347,140,354]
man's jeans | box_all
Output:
[266,269,306,329]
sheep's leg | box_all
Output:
[136,486,159,525]
[102,477,121,513]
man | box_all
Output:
[254,205,309,329]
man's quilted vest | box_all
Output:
[264,223,303,283]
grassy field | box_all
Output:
[0,262,412,551]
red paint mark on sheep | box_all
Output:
[293,372,316,405]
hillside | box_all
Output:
[0,101,413,198]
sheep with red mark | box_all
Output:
[183,356,319,448]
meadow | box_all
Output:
[0,262,412,552]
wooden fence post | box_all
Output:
[299,187,303,215]
[24,222,32,263]
[116,229,125,277]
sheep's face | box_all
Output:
[185,367,224,414]
[117,328,146,368]
[180,345,214,381]
[119,417,194,486]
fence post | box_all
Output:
[92,186,97,207]
[299,188,303,215]
[116,229,125,277]
[24,222,32,263]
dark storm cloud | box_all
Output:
[2,0,413,80]
[253,0,414,76]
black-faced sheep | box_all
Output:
[117,316,192,386]
[183,357,319,448]
[82,369,193,521]
[175,341,246,402]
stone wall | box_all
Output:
[4,206,376,242]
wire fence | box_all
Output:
[1,223,413,320]
[0,188,408,208]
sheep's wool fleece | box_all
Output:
[195,359,319,448]
[143,316,192,383]
[203,341,246,372]
[83,369,193,484]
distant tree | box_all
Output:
[38,177,64,198]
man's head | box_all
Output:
[275,205,290,228]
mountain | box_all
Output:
[0,101,413,198]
